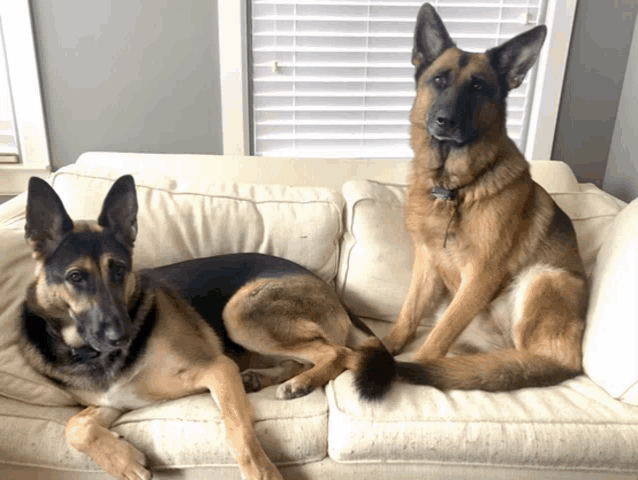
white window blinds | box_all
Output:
[0,21,18,163]
[250,0,547,158]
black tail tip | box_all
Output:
[354,344,396,401]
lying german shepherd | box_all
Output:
[20,175,363,480]
[355,3,588,399]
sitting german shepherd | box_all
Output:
[20,175,362,480]
[355,3,587,399]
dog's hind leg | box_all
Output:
[513,267,587,372]
[223,275,354,399]
[273,340,352,399]
[233,320,352,400]
[65,406,150,480]
[195,355,284,480]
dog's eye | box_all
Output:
[470,79,483,92]
[433,75,445,88]
[67,271,84,284]
[111,263,126,282]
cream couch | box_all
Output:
[1,152,637,480]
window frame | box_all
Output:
[219,0,577,161]
[524,0,577,161]
[0,1,50,196]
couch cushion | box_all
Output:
[48,163,344,282]
[0,387,328,472]
[0,163,344,406]
[584,198,638,405]
[327,319,638,471]
[327,370,638,471]
[336,180,411,321]
[337,161,623,322]
[0,226,77,406]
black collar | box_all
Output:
[431,186,458,201]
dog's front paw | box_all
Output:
[275,378,314,399]
[115,442,151,480]
[239,456,284,480]
[88,434,151,480]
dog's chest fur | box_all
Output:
[70,370,154,409]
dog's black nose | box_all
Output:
[436,115,458,129]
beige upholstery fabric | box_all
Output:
[48,164,344,282]
[328,371,638,470]
[584,198,638,404]
[0,226,78,406]
[0,387,328,471]
[328,319,638,470]
[337,180,411,321]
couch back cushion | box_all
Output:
[0,226,78,406]
[0,163,344,406]
[49,164,344,281]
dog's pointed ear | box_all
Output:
[412,3,455,70]
[97,175,138,249]
[489,25,547,91]
[25,177,74,258]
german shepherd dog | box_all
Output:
[20,175,363,480]
[355,3,587,400]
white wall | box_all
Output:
[603,16,638,203]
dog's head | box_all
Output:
[410,2,546,148]
[25,175,139,354]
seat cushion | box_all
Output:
[0,387,328,472]
[327,319,638,471]
[327,371,638,471]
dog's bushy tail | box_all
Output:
[354,346,581,400]
[352,338,397,400]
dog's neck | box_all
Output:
[432,137,454,165]
[412,129,529,202]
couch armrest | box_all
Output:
[528,160,580,193]
[584,198,638,405]
[0,192,27,228]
